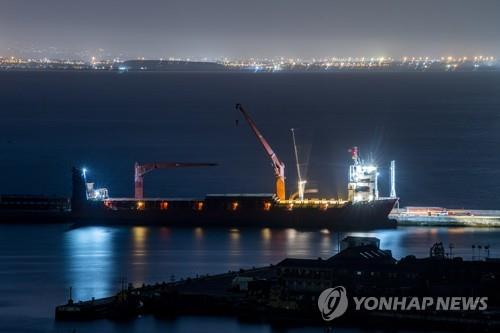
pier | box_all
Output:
[56,266,274,320]
[392,207,500,227]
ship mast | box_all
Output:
[390,160,399,208]
[291,128,306,201]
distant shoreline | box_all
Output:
[1,58,498,73]
[0,68,498,73]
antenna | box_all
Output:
[291,128,306,200]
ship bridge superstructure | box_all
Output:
[347,147,379,203]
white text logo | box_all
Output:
[317,286,349,321]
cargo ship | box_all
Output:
[70,105,398,229]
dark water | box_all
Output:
[1,224,500,333]
[1,71,500,208]
[1,72,500,332]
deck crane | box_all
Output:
[291,128,306,201]
[134,162,217,199]
[235,103,286,201]
[288,128,318,201]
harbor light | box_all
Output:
[365,165,377,173]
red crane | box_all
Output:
[235,103,286,200]
[134,162,217,199]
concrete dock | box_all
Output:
[391,207,500,227]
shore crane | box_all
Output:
[134,162,217,199]
[235,103,286,201]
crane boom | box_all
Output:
[291,128,306,201]
[235,103,286,200]
[134,162,217,199]
[291,128,302,182]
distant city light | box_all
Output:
[0,54,497,72]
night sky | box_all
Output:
[1,0,499,59]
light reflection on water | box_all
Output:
[350,227,500,259]
[60,225,500,306]
[64,227,115,301]
[131,226,149,284]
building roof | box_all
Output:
[277,245,396,270]
[328,245,396,264]
[342,236,380,243]
[341,236,380,250]
[276,258,330,269]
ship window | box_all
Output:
[263,201,272,211]
[160,201,169,210]
[136,201,145,210]
[195,201,204,211]
[231,202,239,211]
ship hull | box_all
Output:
[72,198,397,230]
